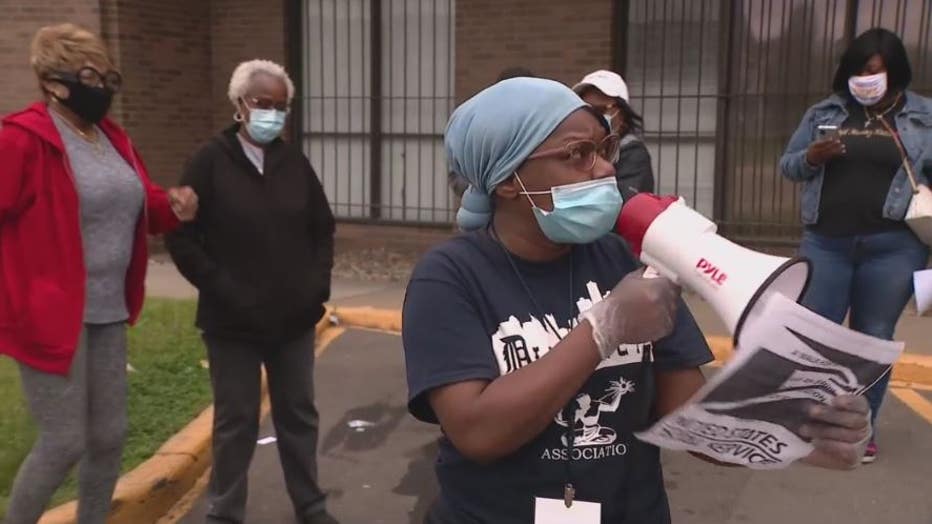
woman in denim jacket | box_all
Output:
[780,28,931,464]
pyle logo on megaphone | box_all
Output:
[696,258,728,287]
[616,194,812,346]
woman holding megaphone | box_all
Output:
[779,28,932,464]
[402,77,873,524]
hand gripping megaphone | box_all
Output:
[616,193,811,346]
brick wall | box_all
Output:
[455,0,614,102]
[0,0,288,188]
[0,0,617,201]
[102,0,214,187]
[0,0,101,116]
[209,0,286,133]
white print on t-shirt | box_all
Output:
[554,377,636,447]
[490,281,653,463]
[491,281,653,376]
[540,378,636,462]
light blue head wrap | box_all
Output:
[444,77,588,230]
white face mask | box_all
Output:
[848,72,888,106]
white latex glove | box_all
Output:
[581,270,680,359]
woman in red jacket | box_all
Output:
[0,24,197,524]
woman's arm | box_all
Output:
[125,144,183,234]
[653,367,740,466]
[165,148,218,290]
[779,107,824,182]
[654,367,706,417]
[428,321,603,464]
[0,126,36,223]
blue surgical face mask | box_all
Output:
[245,108,287,144]
[515,174,623,244]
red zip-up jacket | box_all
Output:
[0,103,180,375]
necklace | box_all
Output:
[489,224,580,506]
[51,105,103,155]
[863,92,902,128]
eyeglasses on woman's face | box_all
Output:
[525,134,621,171]
[47,66,123,93]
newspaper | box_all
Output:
[636,293,903,469]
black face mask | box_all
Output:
[52,79,114,124]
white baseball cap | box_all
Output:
[573,70,630,103]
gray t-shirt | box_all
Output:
[51,112,144,324]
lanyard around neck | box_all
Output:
[488,225,579,507]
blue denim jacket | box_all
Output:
[779,90,932,225]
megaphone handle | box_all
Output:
[640,255,680,284]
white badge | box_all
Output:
[534,497,601,524]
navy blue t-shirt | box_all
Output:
[402,230,713,524]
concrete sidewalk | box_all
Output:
[146,257,407,309]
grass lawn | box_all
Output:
[0,298,211,518]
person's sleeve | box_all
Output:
[305,157,335,303]
[0,126,36,223]
[165,147,220,290]
[614,141,655,196]
[779,107,822,182]
[130,144,181,235]
[402,252,500,424]
[652,299,714,371]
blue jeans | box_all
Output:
[799,229,928,433]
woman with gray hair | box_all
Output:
[166,59,338,524]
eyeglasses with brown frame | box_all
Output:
[525,134,621,171]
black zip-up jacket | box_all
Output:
[615,134,655,201]
[166,125,335,343]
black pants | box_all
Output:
[203,328,325,524]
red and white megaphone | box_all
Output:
[616,193,811,346]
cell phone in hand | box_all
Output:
[817,124,839,141]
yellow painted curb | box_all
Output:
[317,306,336,339]
[890,388,932,425]
[39,408,215,524]
[704,335,932,386]
[331,306,402,333]
[891,354,932,385]
[38,308,335,524]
